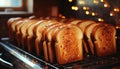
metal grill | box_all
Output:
[0,37,120,69]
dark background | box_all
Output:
[0,0,120,38]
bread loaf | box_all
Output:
[7,17,117,65]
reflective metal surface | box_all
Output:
[0,37,120,69]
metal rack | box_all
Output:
[0,37,120,69]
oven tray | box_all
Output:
[0,37,120,69]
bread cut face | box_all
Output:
[55,25,83,64]
[92,24,116,57]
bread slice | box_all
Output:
[34,20,58,56]
[15,18,29,46]
[84,23,101,55]
[77,20,96,54]
[8,17,22,41]
[20,19,37,49]
[54,24,83,64]
[39,22,61,60]
[43,23,64,62]
[91,24,116,57]
[26,19,40,53]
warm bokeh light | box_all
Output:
[92,12,96,16]
[98,18,104,22]
[114,8,120,12]
[71,6,79,11]
[110,12,114,16]
[58,14,62,17]
[93,0,99,4]
[78,1,85,5]
[100,0,104,2]
[115,36,117,39]
[58,14,66,19]
[85,11,90,15]
[83,6,89,10]
[104,3,109,7]
[61,16,66,19]
[116,26,120,29]
[68,0,73,2]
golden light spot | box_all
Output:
[114,8,120,12]
[104,3,109,7]
[71,6,79,11]
[83,6,89,10]
[116,26,120,29]
[98,18,104,22]
[62,16,66,19]
[92,12,96,16]
[100,0,104,2]
[68,0,73,2]
[85,11,90,15]
[93,0,99,4]
[78,1,85,5]
[110,12,114,16]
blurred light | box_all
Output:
[93,0,99,4]
[110,12,114,16]
[116,26,120,29]
[114,8,120,12]
[100,0,104,2]
[98,18,104,22]
[58,14,66,19]
[68,0,73,2]
[61,16,66,19]
[115,36,117,39]
[58,14,62,17]
[85,11,90,15]
[92,12,96,16]
[83,6,89,10]
[104,3,109,7]
[71,6,79,11]
[78,1,85,5]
